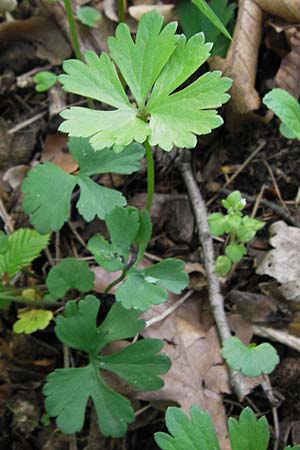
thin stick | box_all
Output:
[145,138,155,211]
[146,291,193,328]
[207,140,266,206]
[8,111,47,134]
[0,196,14,234]
[251,184,266,218]
[177,152,249,400]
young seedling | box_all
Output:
[76,6,101,28]
[33,71,57,92]
[208,190,264,276]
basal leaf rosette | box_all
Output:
[58,11,232,152]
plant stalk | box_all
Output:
[104,270,126,294]
[117,0,125,22]
[0,294,63,307]
[145,139,155,211]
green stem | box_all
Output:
[0,294,63,307]
[63,0,94,109]
[117,0,125,22]
[104,270,126,295]
[145,139,155,211]
[64,0,82,61]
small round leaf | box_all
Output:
[216,255,231,276]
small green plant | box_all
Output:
[155,406,300,450]
[33,71,57,92]
[44,295,171,436]
[263,88,300,139]
[208,190,264,276]
[76,6,101,28]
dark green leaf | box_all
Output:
[46,258,94,299]
[229,408,269,450]
[0,231,9,254]
[88,235,124,272]
[106,207,140,261]
[192,0,232,40]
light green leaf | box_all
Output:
[46,258,94,299]
[21,162,77,233]
[76,6,101,28]
[0,229,49,276]
[108,11,178,109]
[0,231,9,254]
[229,407,269,450]
[155,405,220,450]
[263,89,300,139]
[222,190,244,210]
[59,51,130,108]
[88,235,124,272]
[222,336,279,377]
[44,295,170,436]
[13,309,53,334]
[59,106,149,152]
[116,259,189,311]
[33,71,57,92]
[68,137,145,176]
[99,339,171,390]
[216,255,231,276]
[58,11,231,152]
[280,122,297,139]
[147,71,232,151]
[76,176,126,221]
[192,0,232,40]
[44,364,134,437]
[208,212,226,236]
[225,244,246,263]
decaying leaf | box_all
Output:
[275,29,300,100]
[42,134,78,174]
[128,5,176,22]
[257,221,300,303]
[254,0,300,22]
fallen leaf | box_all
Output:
[42,134,78,174]
[255,0,300,22]
[0,0,17,12]
[275,29,300,100]
[128,5,176,22]
[3,165,29,190]
[0,16,71,64]
[257,221,300,303]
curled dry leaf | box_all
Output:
[275,29,300,100]
[128,5,176,22]
[211,0,263,127]
[0,16,71,65]
[255,0,300,22]
[257,221,300,303]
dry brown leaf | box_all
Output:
[212,0,263,126]
[128,5,176,22]
[42,133,78,174]
[257,221,300,303]
[275,29,300,99]
[0,16,71,64]
[255,0,300,22]
[0,0,17,12]
[3,165,29,190]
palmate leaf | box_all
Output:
[58,11,232,152]
[0,229,50,276]
[22,138,144,233]
[46,258,95,299]
[13,309,53,334]
[44,295,170,437]
[222,336,279,377]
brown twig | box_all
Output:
[177,151,249,400]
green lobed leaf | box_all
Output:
[13,309,53,334]
[33,71,57,92]
[44,364,135,437]
[155,405,220,450]
[88,235,124,272]
[222,336,279,377]
[58,11,232,152]
[208,212,226,236]
[0,229,50,277]
[263,89,300,139]
[76,6,101,28]
[21,138,144,232]
[192,0,232,40]
[215,255,231,277]
[228,407,269,450]
[22,162,76,233]
[116,259,189,311]
[44,295,170,436]
[108,11,179,109]
[99,339,171,390]
[46,258,95,299]
[225,244,247,263]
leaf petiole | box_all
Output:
[104,269,126,295]
[145,139,155,212]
